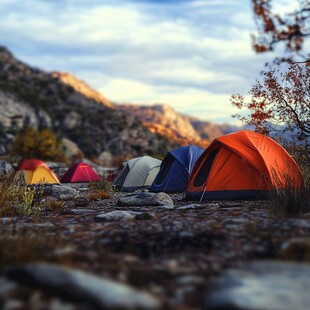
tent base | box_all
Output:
[185,190,269,201]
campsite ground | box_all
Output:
[1,188,310,309]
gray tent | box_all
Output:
[113,156,162,192]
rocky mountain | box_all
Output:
[0,46,176,160]
[0,46,239,162]
[51,71,114,109]
[120,104,239,146]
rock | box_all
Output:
[117,192,173,207]
[0,276,18,301]
[155,205,175,212]
[95,210,156,222]
[62,208,97,215]
[5,263,161,309]
[46,185,79,201]
[97,151,113,167]
[286,219,310,229]
[0,160,13,177]
[49,298,75,310]
[204,261,310,310]
[2,299,24,310]
[176,204,204,210]
[61,138,84,162]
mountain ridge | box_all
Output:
[0,46,238,161]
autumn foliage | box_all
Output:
[9,127,65,161]
[231,61,309,160]
[251,0,310,53]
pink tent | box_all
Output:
[61,162,101,183]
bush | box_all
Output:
[9,127,65,161]
[87,176,113,200]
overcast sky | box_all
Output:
[0,0,294,124]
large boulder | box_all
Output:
[204,260,310,310]
[44,185,79,201]
[5,263,161,309]
[117,191,174,207]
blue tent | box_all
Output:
[151,145,204,193]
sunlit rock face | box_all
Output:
[0,46,177,158]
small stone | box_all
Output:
[63,208,96,215]
[176,204,204,210]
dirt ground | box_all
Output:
[1,189,310,309]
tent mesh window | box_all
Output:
[194,148,219,187]
[154,153,174,185]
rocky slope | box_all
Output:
[0,46,176,159]
[0,46,239,160]
[120,104,239,146]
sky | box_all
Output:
[0,0,295,124]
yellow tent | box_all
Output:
[18,159,60,185]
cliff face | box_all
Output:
[119,104,239,147]
[0,46,175,158]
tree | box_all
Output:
[231,62,310,148]
[10,127,65,161]
[251,0,310,57]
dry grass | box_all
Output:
[87,176,113,200]
[0,232,73,270]
[87,189,111,200]
[0,172,43,216]
[88,176,113,192]
[44,197,65,211]
[268,165,310,218]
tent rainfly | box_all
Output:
[113,156,162,192]
[61,162,101,183]
[186,130,304,200]
[151,145,204,193]
[18,159,60,184]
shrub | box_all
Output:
[87,176,113,200]
[9,127,65,161]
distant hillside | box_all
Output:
[0,45,240,162]
[120,104,239,146]
[0,46,176,159]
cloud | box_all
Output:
[0,0,280,124]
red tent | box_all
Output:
[61,162,101,183]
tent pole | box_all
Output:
[199,186,206,204]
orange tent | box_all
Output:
[186,130,303,200]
